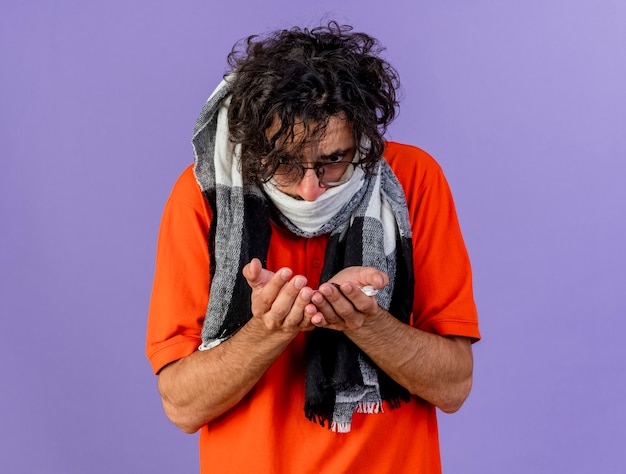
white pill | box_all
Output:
[360,285,379,296]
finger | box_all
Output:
[318,282,377,328]
[364,269,388,289]
[242,258,262,287]
[327,266,389,291]
[319,282,358,314]
[249,267,293,315]
[311,287,345,326]
[266,275,307,323]
[330,282,378,314]
[347,268,388,290]
[283,287,315,330]
[305,303,327,327]
[244,259,290,290]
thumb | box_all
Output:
[242,258,263,288]
[243,259,287,290]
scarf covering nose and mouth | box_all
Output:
[192,77,415,433]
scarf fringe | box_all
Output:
[305,401,385,434]
[385,394,412,410]
[356,401,383,414]
[331,421,352,433]
[305,411,332,429]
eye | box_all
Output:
[274,152,299,167]
[324,153,345,163]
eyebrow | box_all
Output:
[318,147,355,160]
[276,146,355,162]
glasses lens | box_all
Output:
[269,161,357,188]
[271,163,301,184]
[320,162,355,187]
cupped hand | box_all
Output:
[242,258,316,333]
[327,266,389,290]
[306,266,389,331]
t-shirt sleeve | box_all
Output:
[386,143,480,340]
[146,165,212,374]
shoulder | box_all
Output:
[382,141,445,195]
[169,165,203,202]
[383,141,444,177]
[166,165,209,214]
[160,164,212,227]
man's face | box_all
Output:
[266,114,357,202]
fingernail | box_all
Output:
[293,276,306,289]
[280,268,292,280]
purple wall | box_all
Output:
[2,1,625,472]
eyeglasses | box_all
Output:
[269,160,358,188]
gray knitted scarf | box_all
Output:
[192,78,414,433]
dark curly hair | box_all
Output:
[225,21,400,184]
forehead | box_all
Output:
[266,114,354,154]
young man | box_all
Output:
[147,22,480,473]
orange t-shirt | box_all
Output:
[146,142,480,473]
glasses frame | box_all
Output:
[268,160,359,189]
